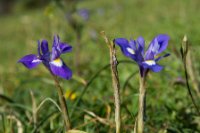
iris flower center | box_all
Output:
[50,58,63,67]
[144,60,156,66]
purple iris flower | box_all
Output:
[78,9,89,21]
[18,35,72,80]
[114,34,170,76]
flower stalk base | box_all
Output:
[53,76,71,130]
[137,76,146,133]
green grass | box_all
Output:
[0,0,200,132]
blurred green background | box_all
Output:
[0,0,200,132]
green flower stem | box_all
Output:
[53,76,71,130]
[137,76,146,133]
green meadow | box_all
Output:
[0,0,200,132]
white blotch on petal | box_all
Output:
[32,59,41,63]
[144,60,156,66]
[50,58,63,67]
[127,47,135,55]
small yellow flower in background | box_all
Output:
[65,89,77,101]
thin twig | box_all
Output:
[183,63,200,115]
[101,31,121,133]
[180,35,200,115]
[186,49,200,96]
[133,117,137,133]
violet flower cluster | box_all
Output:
[18,35,72,80]
[114,34,170,76]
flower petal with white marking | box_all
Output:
[114,38,137,60]
[50,58,63,67]
[18,54,41,69]
[127,47,135,55]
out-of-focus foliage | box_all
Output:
[0,0,200,132]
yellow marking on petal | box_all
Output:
[145,60,156,66]
[50,58,63,67]
[127,47,135,55]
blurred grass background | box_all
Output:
[0,0,200,132]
